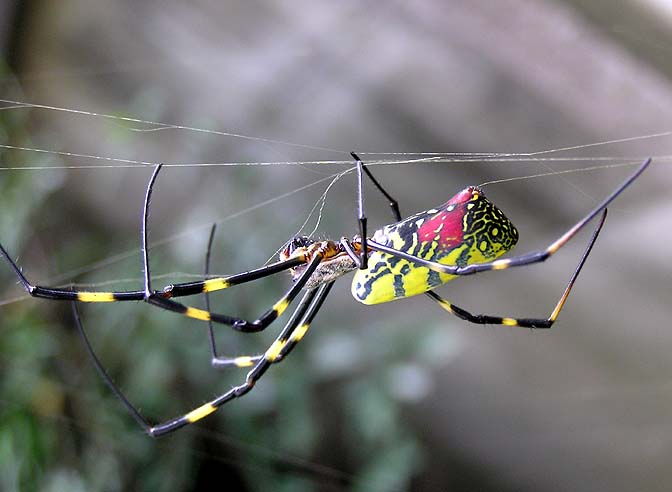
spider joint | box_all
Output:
[161,284,175,297]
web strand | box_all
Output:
[0,96,668,296]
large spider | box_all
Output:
[0,154,650,437]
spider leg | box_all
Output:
[270,281,333,362]
[208,354,264,369]
[0,164,323,333]
[350,151,403,269]
[71,302,153,434]
[425,208,607,328]
[145,250,324,332]
[353,153,368,269]
[203,222,229,365]
[202,223,263,368]
[0,164,304,302]
[150,282,333,436]
[366,158,650,277]
[210,281,334,368]
[137,164,301,331]
[70,282,333,437]
[350,152,402,221]
[141,164,336,332]
[201,222,329,368]
[141,163,161,296]
[0,239,306,302]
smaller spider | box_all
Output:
[0,154,650,436]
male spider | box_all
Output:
[0,154,650,436]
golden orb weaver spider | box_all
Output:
[0,154,651,437]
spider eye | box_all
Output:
[283,236,314,256]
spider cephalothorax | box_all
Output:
[280,236,358,289]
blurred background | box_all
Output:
[1,1,671,491]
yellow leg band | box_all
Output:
[272,299,289,316]
[185,307,211,321]
[265,340,285,362]
[233,356,255,368]
[203,278,230,293]
[78,292,116,302]
[184,403,217,423]
[291,323,310,342]
[491,259,511,270]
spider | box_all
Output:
[0,154,650,437]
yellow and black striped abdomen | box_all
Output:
[352,186,518,304]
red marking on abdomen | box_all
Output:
[418,187,474,250]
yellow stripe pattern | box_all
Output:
[185,307,212,321]
[291,323,310,342]
[233,356,255,368]
[491,259,511,270]
[436,299,454,314]
[352,190,518,304]
[203,278,230,293]
[265,340,285,362]
[272,298,289,316]
[78,292,116,302]
[184,403,217,423]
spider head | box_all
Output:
[280,236,316,261]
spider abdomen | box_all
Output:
[352,186,518,304]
